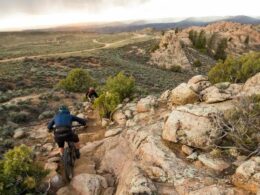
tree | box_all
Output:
[214,38,227,60]
[189,30,206,51]
[244,35,250,45]
[195,30,206,50]
[207,33,218,57]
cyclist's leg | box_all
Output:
[66,132,80,158]
[72,133,80,158]
[54,135,65,156]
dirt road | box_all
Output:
[0,34,151,63]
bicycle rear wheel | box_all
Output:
[64,147,73,181]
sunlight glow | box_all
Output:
[0,0,259,31]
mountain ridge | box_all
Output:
[22,15,260,33]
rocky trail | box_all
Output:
[11,73,260,195]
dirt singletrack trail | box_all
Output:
[1,93,41,106]
[0,33,151,63]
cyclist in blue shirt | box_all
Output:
[48,105,86,159]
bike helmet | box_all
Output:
[59,105,69,112]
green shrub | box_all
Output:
[244,35,250,45]
[188,30,206,50]
[57,68,95,92]
[150,43,160,52]
[214,38,227,60]
[208,52,260,83]
[169,65,182,72]
[193,59,202,67]
[0,145,47,194]
[103,72,135,101]
[9,111,29,123]
[94,92,120,118]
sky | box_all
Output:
[0,0,259,31]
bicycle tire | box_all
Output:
[64,147,73,181]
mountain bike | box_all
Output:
[88,95,97,104]
[62,125,82,181]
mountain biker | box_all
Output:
[47,105,86,159]
[86,87,98,102]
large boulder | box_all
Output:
[162,104,221,149]
[112,110,127,126]
[71,174,107,195]
[188,184,250,195]
[226,84,243,96]
[201,86,232,103]
[242,72,260,95]
[136,95,158,113]
[170,83,199,105]
[116,163,157,195]
[188,75,211,93]
[232,157,260,193]
[159,90,171,103]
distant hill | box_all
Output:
[223,15,260,24]
[94,16,260,33]
[27,15,260,33]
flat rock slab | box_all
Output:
[105,128,123,138]
[198,154,230,172]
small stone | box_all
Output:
[101,118,110,127]
[44,162,58,171]
[136,95,158,113]
[103,187,115,195]
[50,173,65,190]
[124,110,133,119]
[43,143,54,152]
[13,128,26,139]
[193,160,204,169]
[47,157,60,163]
[112,111,127,126]
[181,145,194,155]
[187,152,198,161]
[103,174,115,187]
[48,150,60,158]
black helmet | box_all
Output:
[59,105,69,112]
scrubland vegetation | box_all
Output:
[94,72,135,117]
[0,145,47,194]
[208,51,260,83]
[0,28,259,194]
[212,95,260,157]
[189,30,227,60]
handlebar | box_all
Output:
[51,124,86,131]
[71,124,85,128]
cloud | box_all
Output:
[0,0,150,17]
